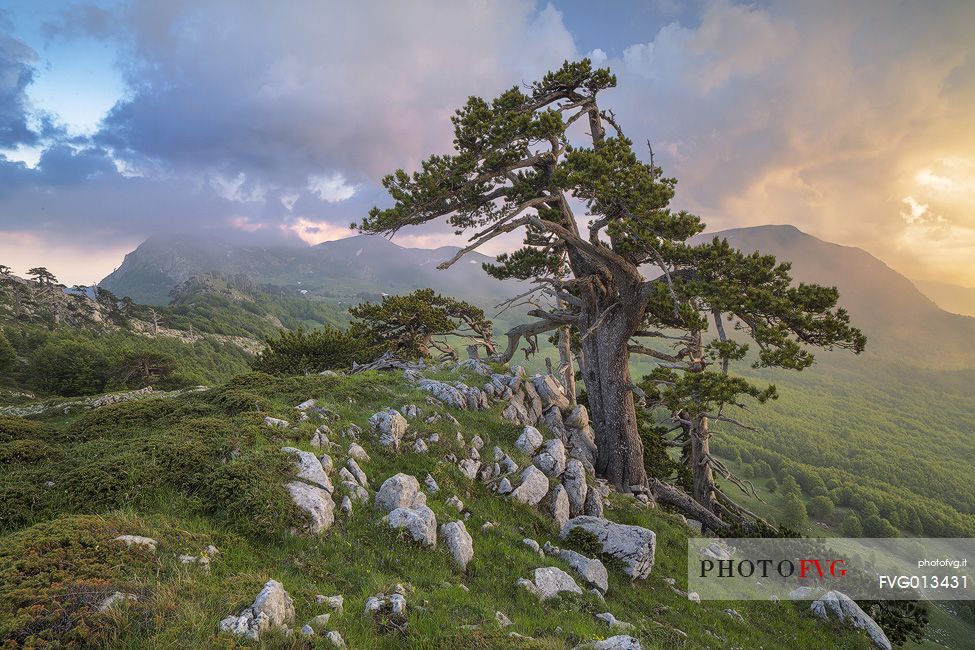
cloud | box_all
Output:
[307,173,357,203]
[603,0,975,283]
[3,0,975,287]
[0,31,39,148]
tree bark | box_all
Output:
[581,305,647,492]
[690,414,719,514]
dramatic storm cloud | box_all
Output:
[1,0,974,284]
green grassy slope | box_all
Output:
[0,369,872,649]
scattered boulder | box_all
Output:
[531,375,571,410]
[413,438,429,454]
[700,541,732,561]
[385,505,437,547]
[218,579,295,641]
[583,486,604,518]
[458,458,481,481]
[113,535,158,552]
[526,567,583,600]
[97,591,137,613]
[286,481,335,534]
[497,477,513,495]
[310,427,331,449]
[325,630,346,647]
[318,454,334,474]
[573,635,643,650]
[424,474,439,493]
[523,538,544,557]
[346,458,369,488]
[263,416,290,429]
[561,517,656,580]
[445,495,464,512]
[347,443,370,461]
[511,465,549,506]
[495,610,512,627]
[375,474,426,513]
[418,379,469,409]
[533,439,567,477]
[369,408,408,449]
[282,447,333,492]
[401,403,419,419]
[440,520,474,570]
[594,612,634,630]
[316,594,344,615]
[515,426,544,455]
[811,591,892,650]
[547,544,609,593]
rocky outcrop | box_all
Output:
[218,579,295,641]
[561,517,656,580]
[563,459,588,517]
[511,465,549,506]
[811,591,892,650]
[533,439,567,477]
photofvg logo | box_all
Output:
[687,538,975,601]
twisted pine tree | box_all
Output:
[358,59,863,500]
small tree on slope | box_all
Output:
[349,289,495,360]
[638,238,864,520]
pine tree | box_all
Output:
[349,289,494,360]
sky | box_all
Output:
[1,0,974,287]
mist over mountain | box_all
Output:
[693,225,975,369]
[100,233,518,306]
[912,278,975,318]
[102,224,975,369]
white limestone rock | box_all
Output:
[811,591,892,650]
[369,408,409,449]
[218,579,295,641]
[561,516,656,580]
[385,505,437,547]
[533,439,567,477]
[375,473,426,513]
[515,426,544,455]
[440,520,474,570]
[511,465,549,506]
[286,481,335,534]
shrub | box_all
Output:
[202,448,303,538]
[0,515,154,647]
[252,326,372,375]
[0,416,54,443]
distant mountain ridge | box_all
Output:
[100,234,517,306]
[102,224,975,369]
[695,224,975,369]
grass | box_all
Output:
[0,368,875,649]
